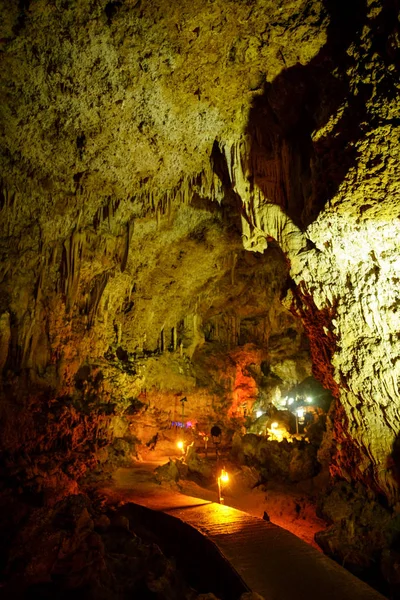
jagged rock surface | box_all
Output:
[221,1,400,498]
[0,0,400,589]
[1,492,227,599]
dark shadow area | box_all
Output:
[163,501,212,511]
[210,140,255,238]
[118,502,249,600]
[389,433,400,490]
[315,475,399,599]
[245,0,400,229]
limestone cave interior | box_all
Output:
[0,0,400,599]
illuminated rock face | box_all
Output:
[0,188,308,485]
[225,2,400,498]
[0,0,399,501]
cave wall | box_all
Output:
[0,182,305,488]
[0,0,321,483]
[0,0,399,501]
[219,0,400,497]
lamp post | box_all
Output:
[211,425,222,461]
[217,467,229,504]
[180,396,187,427]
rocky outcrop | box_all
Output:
[0,187,307,488]
[0,0,320,414]
[151,0,400,499]
[219,1,400,498]
[0,0,326,199]
[1,0,400,587]
[2,492,230,599]
[232,433,320,483]
[315,480,400,598]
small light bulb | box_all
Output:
[297,409,304,418]
[271,422,279,429]
[288,398,294,405]
[306,396,312,403]
[220,469,229,483]
[256,410,263,418]
[177,441,184,450]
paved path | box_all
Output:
[102,466,387,600]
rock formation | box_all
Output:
[0,0,317,486]
[1,0,400,593]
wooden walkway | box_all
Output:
[103,466,387,600]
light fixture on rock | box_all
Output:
[218,467,229,504]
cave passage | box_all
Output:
[1,0,400,598]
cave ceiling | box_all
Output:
[1,0,400,498]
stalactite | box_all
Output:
[87,272,110,329]
[231,251,237,285]
[167,195,172,223]
[156,203,161,227]
[61,230,86,312]
[0,262,10,284]
[160,328,164,352]
[172,326,177,351]
[120,220,133,273]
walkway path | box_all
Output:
[100,465,387,600]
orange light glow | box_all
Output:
[271,422,279,429]
[220,469,229,483]
[177,441,184,450]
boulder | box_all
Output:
[186,443,213,480]
[240,434,261,462]
[155,459,181,483]
[94,514,110,532]
[289,444,319,482]
[108,437,135,467]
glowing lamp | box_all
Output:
[177,440,184,452]
[218,467,229,504]
[220,469,229,483]
[271,422,279,430]
[297,409,305,418]
[306,396,312,403]
[288,398,294,405]
[256,410,263,418]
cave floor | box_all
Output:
[97,450,327,550]
[96,458,386,600]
